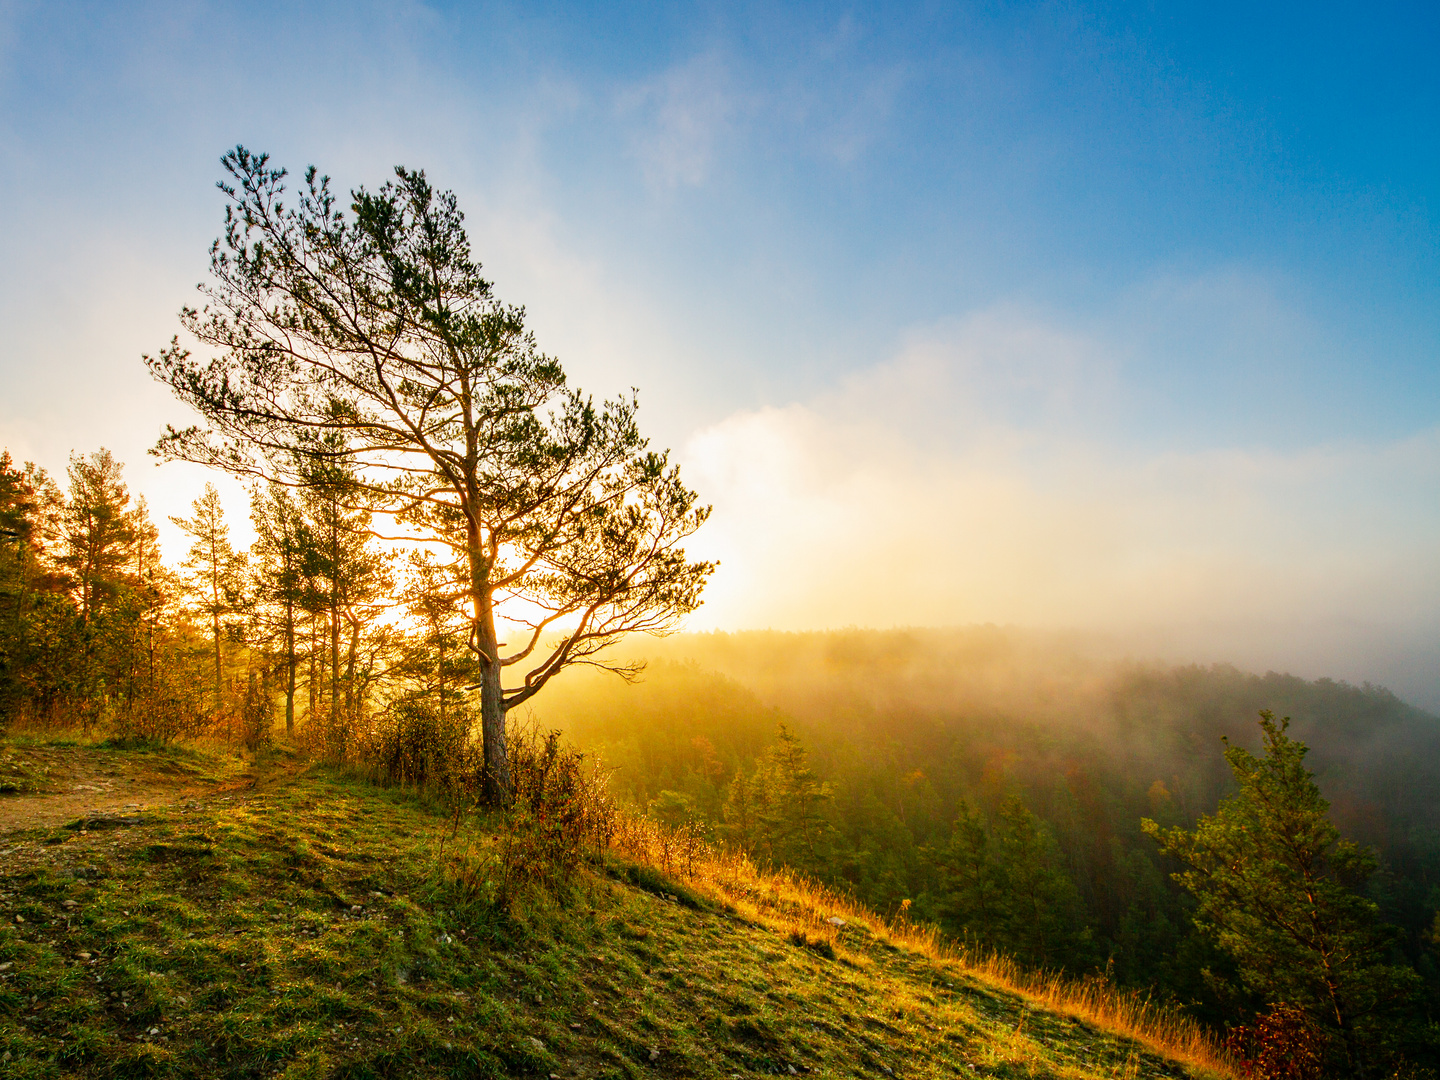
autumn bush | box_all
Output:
[418,720,619,909]
[1224,1003,1326,1080]
[110,665,212,745]
[494,726,618,884]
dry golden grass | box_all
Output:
[611,811,1237,1079]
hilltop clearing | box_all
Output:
[0,742,1227,1080]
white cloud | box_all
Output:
[678,307,1440,704]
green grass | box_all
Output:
[1,757,1219,1079]
[0,749,52,795]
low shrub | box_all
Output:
[110,668,210,745]
[238,670,272,752]
[492,725,618,892]
[360,696,477,791]
[1224,1003,1326,1080]
[427,721,619,910]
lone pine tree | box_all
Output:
[147,147,713,801]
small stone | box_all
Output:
[649,1048,660,1062]
[62,899,78,909]
[788,1067,797,1075]
[14,915,22,923]
[528,1036,545,1052]
[569,1023,582,1030]
[827,916,846,927]
[0,962,11,971]
[76,952,92,961]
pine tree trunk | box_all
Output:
[437,629,446,727]
[329,597,340,733]
[478,615,509,804]
[212,609,222,714]
[465,508,510,804]
[343,612,359,719]
[284,598,295,737]
[308,615,317,726]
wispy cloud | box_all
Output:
[619,51,739,189]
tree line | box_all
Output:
[0,448,443,752]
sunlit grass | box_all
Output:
[610,813,1236,1078]
[1,748,1230,1079]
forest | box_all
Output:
[534,630,1440,1060]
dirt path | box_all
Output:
[0,744,255,834]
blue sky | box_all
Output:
[1,1,1437,703]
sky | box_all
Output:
[1,1,1437,705]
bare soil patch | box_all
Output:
[0,743,251,835]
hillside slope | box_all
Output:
[531,632,1440,1012]
[1,745,1225,1080]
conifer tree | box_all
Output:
[992,795,1090,965]
[765,723,833,863]
[296,456,391,751]
[172,484,246,712]
[1144,711,1419,1075]
[732,724,834,867]
[120,496,171,700]
[54,450,156,725]
[249,485,309,735]
[0,453,63,708]
[938,795,1089,967]
[722,767,761,852]
[58,450,140,626]
[939,800,1003,940]
[397,549,477,728]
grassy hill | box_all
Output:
[0,740,1230,1080]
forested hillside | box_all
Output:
[531,629,1440,1029]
